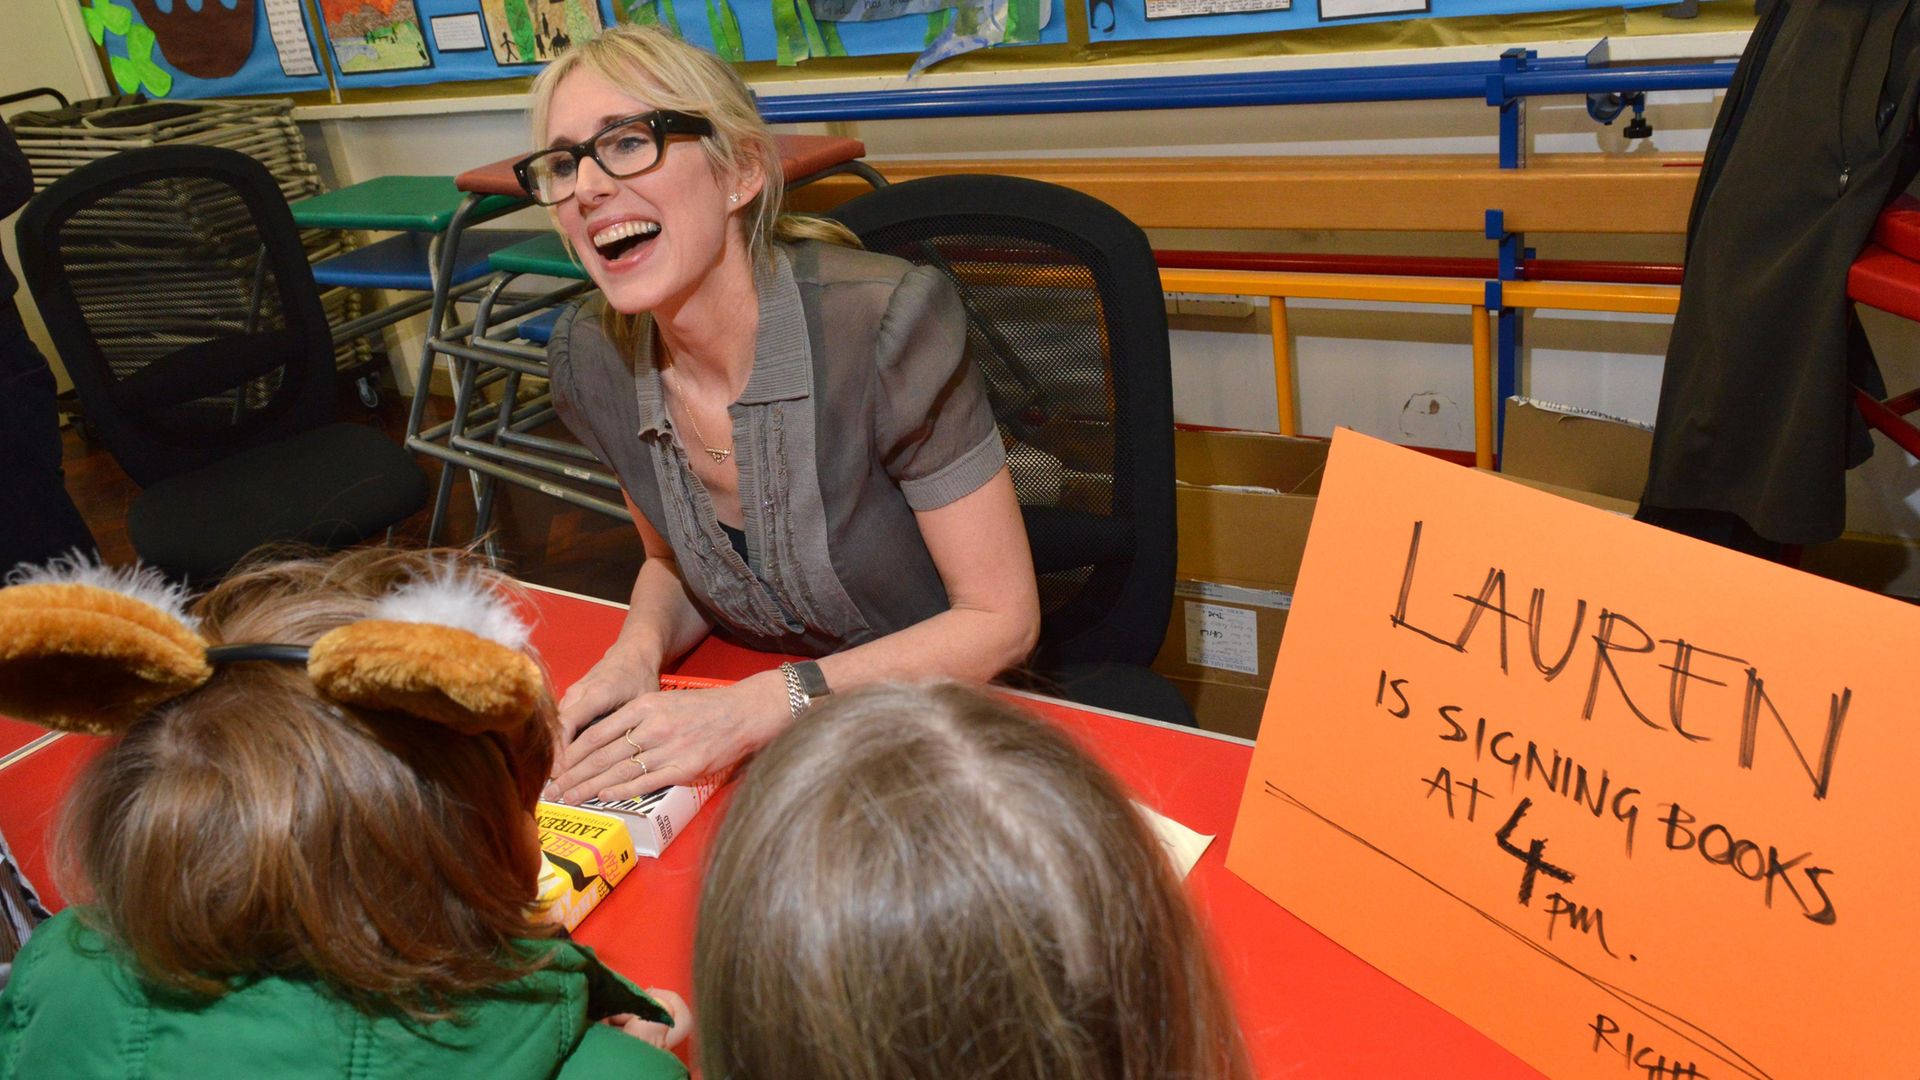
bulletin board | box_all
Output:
[85,0,331,99]
[313,0,624,90]
[1089,0,1671,44]
[77,0,1066,97]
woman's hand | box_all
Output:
[606,987,693,1052]
[554,649,661,760]
[551,674,788,801]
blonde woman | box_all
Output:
[525,26,1039,804]
[694,682,1254,1080]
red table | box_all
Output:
[0,584,1539,1078]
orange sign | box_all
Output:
[1226,430,1919,1080]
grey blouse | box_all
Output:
[548,240,1006,657]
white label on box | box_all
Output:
[1184,601,1261,675]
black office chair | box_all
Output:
[831,175,1191,725]
[16,144,426,583]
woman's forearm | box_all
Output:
[606,555,713,672]
[809,600,1037,693]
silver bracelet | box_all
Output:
[779,661,810,719]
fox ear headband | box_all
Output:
[0,559,544,737]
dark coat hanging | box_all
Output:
[1639,0,1920,549]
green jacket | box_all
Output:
[0,910,686,1080]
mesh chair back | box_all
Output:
[832,175,1175,668]
[16,144,335,487]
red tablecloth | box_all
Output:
[0,583,1539,1078]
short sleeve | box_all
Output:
[871,266,1006,511]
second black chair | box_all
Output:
[831,174,1191,724]
[16,144,426,583]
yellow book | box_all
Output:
[535,803,636,932]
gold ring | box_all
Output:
[624,725,641,751]
[631,753,648,775]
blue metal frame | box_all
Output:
[751,49,1735,458]
[755,54,1733,123]
[1488,51,1534,450]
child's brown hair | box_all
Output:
[52,548,557,1018]
[694,681,1253,1080]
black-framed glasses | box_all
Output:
[514,110,716,206]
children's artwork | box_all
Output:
[480,0,604,64]
[319,0,433,73]
[82,0,328,98]
[86,0,1058,94]
[810,0,951,21]
[1095,0,1659,41]
[129,0,254,77]
[312,0,620,88]
[1225,429,1920,1079]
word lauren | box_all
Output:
[1388,521,1849,801]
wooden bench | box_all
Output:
[788,152,1702,234]
[795,152,1696,467]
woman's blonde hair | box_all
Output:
[694,682,1254,1080]
[527,23,858,263]
[54,548,558,1020]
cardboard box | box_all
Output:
[1800,531,1920,600]
[1156,410,1647,738]
[1498,397,1920,598]
[1152,430,1328,739]
[1497,397,1652,503]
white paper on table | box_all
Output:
[1134,800,1214,879]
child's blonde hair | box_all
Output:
[694,682,1254,1080]
[53,548,557,1020]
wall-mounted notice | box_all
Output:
[263,0,321,75]
[1317,0,1423,19]
[429,12,489,50]
[1147,0,1289,20]
[1226,430,1920,1080]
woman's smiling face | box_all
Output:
[544,68,757,318]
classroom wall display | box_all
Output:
[313,0,617,88]
[318,0,433,73]
[476,0,604,64]
[646,0,1064,69]
[84,0,330,98]
[1226,429,1920,1079]
[1090,0,1664,42]
[82,0,1063,97]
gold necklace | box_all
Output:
[665,368,733,464]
